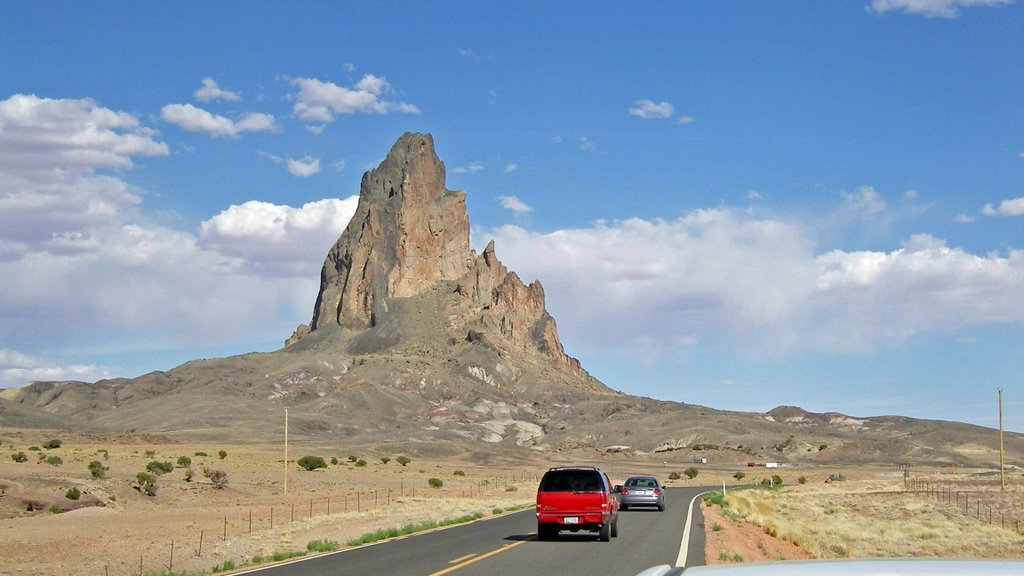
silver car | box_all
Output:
[618,475,665,511]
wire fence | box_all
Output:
[105,472,540,576]
[904,474,1024,534]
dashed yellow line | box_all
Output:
[430,539,530,576]
[448,553,477,564]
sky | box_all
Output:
[1,0,1022,432]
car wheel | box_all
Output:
[658,504,665,512]
[620,504,628,511]
[599,521,611,542]
[538,524,556,541]
[611,517,619,538]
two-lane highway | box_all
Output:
[246,486,708,576]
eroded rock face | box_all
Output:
[301,132,589,381]
[310,133,475,331]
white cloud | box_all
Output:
[498,196,531,213]
[678,115,696,126]
[954,214,976,223]
[0,94,167,246]
[579,137,596,151]
[194,77,241,103]
[982,197,1024,217]
[503,163,518,173]
[481,210,1024,359]
[199,197,357,277]
[842,186,888,216]
[867,0,1013,18]
[287,156,320,178]
[0,348,116,387]
[291,75,421,123]
[453,161,484,174]
[160,103,276,138]
[629,99,675,119]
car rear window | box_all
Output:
[625,477,658,488]
[539,470,602,492]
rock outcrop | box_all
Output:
[298,132,591,383]
[310,133,475,331]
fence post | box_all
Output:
[168,540,174,572]
[197,530,203,557]
[271,507,274,529]
[224,516,227,540]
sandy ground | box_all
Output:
[702,501,815,564]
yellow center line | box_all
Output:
[429,538,531,576]
[448,553,477,564]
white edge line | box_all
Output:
[676,490,712,568]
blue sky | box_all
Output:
[1,1,1022,431]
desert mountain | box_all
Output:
[1,133,1020,468]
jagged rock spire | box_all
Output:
[310,133,475,331]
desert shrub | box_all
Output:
[184,467,194,482]
[733,471,746,481]
[194,451,208,457]
[505,485,518,492]
[396,455,411,466]
[347,455,358,463]
[427,477,444,488]
[88,460,107,478]
[12,452,28,463]
[704,490,727,507]
[28,446,40,451]
[668,471,681,480]
[65,487,81,500]
[46,455,63,466]
[177,455,192,468]
[42,439,62,449]
[353,459,365,467]
[798,476,807,484]
[330,457,338,465]
[136,472,157,496]
[97,449,109,460]
[204,468,228,489]
[829,544,849,557]
[761,474,783,488]
[712,523,723,532]
[218,450,227,459]
[297,455,327,471]
[145,450,156,457]
[453,469,465,476]
[819,444,828,451]
[50,505,63,514]
[212,559,236,572]
[380,456,391,464]
[146,461,174,475]
[306,539,339,552]
[684,467,699,479]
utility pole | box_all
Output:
[285,408,289,495]
[999,389,1005,491]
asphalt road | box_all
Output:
[242,486,709,576]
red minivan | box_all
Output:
[536,466,619,541]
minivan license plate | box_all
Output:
[564,517,579,524]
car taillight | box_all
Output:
[654,488,661,495]
[620,487,628,495]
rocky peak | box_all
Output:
[297,132,593,385]
[310,133,475,331]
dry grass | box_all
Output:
[722,472,1024,560]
